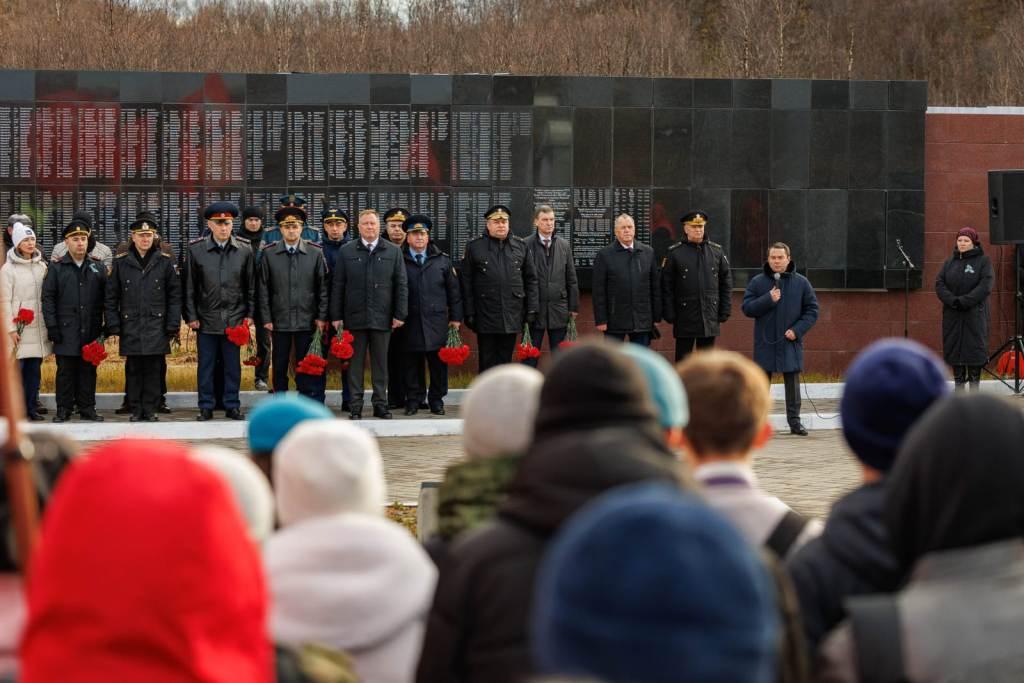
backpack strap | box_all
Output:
[847,594,906,683]
[765,509,809,557]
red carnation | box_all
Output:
[439,324,470,366]
[513,324,541,361]
[558,315,579,349]
[330,325,355,360]
[81,337,109,367]
[225,323,250,347]
[13,308,33,326]
[296,327,328,376]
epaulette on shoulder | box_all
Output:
[88,254,103,262]
[189,236,205,245]
[114,252,128,259]
[261,241,277,251]
[307,241,322,249]
[708,240,722,249]
[159,251,172,258]
[667,242,681,250]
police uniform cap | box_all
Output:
[278,193,307,209]
[62,218,92,240]
[484,205,511,220]
[129,211,160,234]
[403,214,432,234]
[681,211,708,227]
[322,207,349,224]
[383,208,409,224]
[242,206,265,221]
[275,205,306,224]
[204,201,239,221]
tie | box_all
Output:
[288,247,296,255]
[542,238,550,249]
[416,253,425,266]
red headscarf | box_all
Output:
[20,439,271,683]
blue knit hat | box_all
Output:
[247,393,333,453]
[841,338,950,472]
[532,483,779,683]
[618,345,689,430]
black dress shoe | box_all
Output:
[156,402,172,414]
[225,408,245,421]
[129,414,143,423]
[789,423,809,436]
[27,413,46,422]
[197,409,214,422]
[419,401,429,410]
[52,411,70,423]
[34,403,48,415]
[373,407,393,420]
[115,404,133,415]
[144,414,159,423]
[341,401,351,412]
[349,410,362,420]
[79,410,104,422]
[404,405,418,416]
[430,405,445,416]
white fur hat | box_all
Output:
[191,445,275,543]
[462,364,544,460]
[11,222,34,249]
[273,421,387,526]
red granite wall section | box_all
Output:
[460,113,1024,375]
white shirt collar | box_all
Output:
[363,239,378,250]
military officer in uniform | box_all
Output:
[461,205,539,372]
[661,211,733,361]
[237,205,271,390]
[320,207,351,410]
[105,212,183,422]
[401,214,463,415]
[258,205,330,401]
[183,201,256,421]
[383,208,410,409]
[41,217,108,423]
[263,193,320,244]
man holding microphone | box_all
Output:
[741,242,818,435]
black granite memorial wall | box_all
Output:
[0,70,925,289]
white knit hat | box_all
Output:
[462,364,544,460]
[273,421,387,526]
[191,445,275,543]
[11,222,34,249]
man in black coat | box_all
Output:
[237,205,271,390]
[41,218,108,423]
[592,213,661,346]
[320,206,351,409]
[383,208,410,410]
[257,206,329,402]
[661,211,733,361]
[401,214,463,416]
[329,209,409,420]
[104,213,183,422]
[183,201,256,422]
[461,205,539,372]
[522,204,578,367]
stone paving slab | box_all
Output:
[190,428,860,520]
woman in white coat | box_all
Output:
[1,222,52,420]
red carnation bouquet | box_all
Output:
[225,322,250,347]
[330,324,355,361]
[82,336,108,366]
[558,316,578,349]
[438,324,471,366]
[512,324,541,361]
[10,307,33,354]
[296,327,328,376]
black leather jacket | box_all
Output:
[105,248,182,355]
[41,255,107,355]
[182,235,256,334]
[257,240,329,332]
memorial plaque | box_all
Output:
[162,105,202,185]
[0,104,33,182]
[0,70,927,290]
[205,106,245,184]
[120,105,161,184]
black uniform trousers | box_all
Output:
[55,355,97,414]
[766,370,802,426]
[387,326,407,408]
[271,329,319,400]
[675,336,715,362]
[349,329,391,412]
[521,324,568,369]
[404,350,448,409]
[254,325,271,383]
[477,333,517,373]
[126,355,163,416]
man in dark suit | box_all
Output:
[522,204,578,367]
[592,213,661,347]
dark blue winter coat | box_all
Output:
[403,244,463,352]
[741,260,819,373]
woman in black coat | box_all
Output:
[934,226,994,390]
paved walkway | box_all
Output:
[192,428,859,519]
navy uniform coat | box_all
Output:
[741,260,819,373]
[403,244,463,352]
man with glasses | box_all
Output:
[183,201,256,421]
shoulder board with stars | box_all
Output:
[261,241,278,251]
[189,236,206,245]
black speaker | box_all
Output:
[988,170,1024,244]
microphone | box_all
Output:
[773,272,781,285]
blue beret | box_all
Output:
[247,393,333,453]
[618,345,689,430]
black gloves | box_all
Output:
[48,329,61,344]
[465,316,475,331]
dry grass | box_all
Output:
[385,503,417,537]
